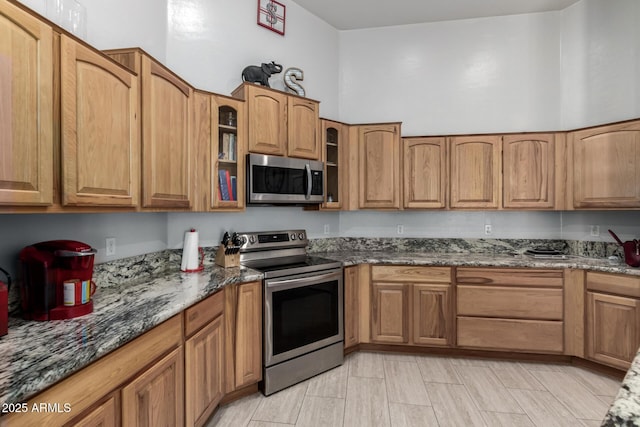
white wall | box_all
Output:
[560,0,640,129]
[338,12,562,135]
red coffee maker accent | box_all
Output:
[19,240,97,321]
[0,267,10,336]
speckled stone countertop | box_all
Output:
[602,349,640,426]
[0,254,262,407]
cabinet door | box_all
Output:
[225,281,262,392]
[359,124,401,209]
[61,36,139,206]
[413,284,452,347]
[321,120,349,209]
[246,86,287,155]
[571,121,640,208]
[122,347,184,427]
[185,315,224,427]
[503,134,555,209]
[403,137,447,209]
[212,95,246,210]
[586,291,640,370]
[450,135,501,209]
[344,266,359,349]
[0,1,53,205]
[287,97,320,159]
[142,56,192,208]
[371,282,409,343]
[69,394,119,427]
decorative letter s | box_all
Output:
[284,67,305,97]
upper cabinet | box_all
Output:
[450,135,501,209]
[569,120,640,209]
[403,137,447,209]
[0,1,54,206]
[233,83,320,160]
[321,119,350,209]
[61,36,140,207]
[358,123,401,209]
[502,133,556,209]
[106,49,193,209]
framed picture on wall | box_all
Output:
[257,0,286,35]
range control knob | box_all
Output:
[290,233,297,240]
[248,235,256,244]
[298,232,305,240]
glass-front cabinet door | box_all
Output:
[212,95,245,210]
[322,119,348,210]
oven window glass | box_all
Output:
[252,165,323,196]
[272,280,339,356]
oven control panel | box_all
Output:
[238,230,308,252]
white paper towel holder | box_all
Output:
[181,228,205,272]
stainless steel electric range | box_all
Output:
[237,229,344,396]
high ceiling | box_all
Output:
[290,0,581,30]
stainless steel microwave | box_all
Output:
[247,154,324,205]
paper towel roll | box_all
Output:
[181,229,200,271]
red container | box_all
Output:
[19,240,97,321]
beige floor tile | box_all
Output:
[481,411,536,427]
[579,419,605,427]
[344,376,390,427]
[389,403,439,427]
[306,362,348,398]
[206,392,263,427]
[416,355,462,384]
[449,357,498,367]
[252,382,308,424]
[529,371,610,421]
[348,351,385,379]
[565,366,622,396]
[427,382,486,427]
[454,366,524,413]
[511,389,580,427]
[384,360,431,406]
[518,361,570,372]
[295,396,345,427]
[382,352,417,363]
[248,422,294,427]
[491,364,546,390]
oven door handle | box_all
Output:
[266,271,341,291]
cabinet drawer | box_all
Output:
[457,286,563,320]
[586,272,640,298]
[457,317,563,353]
[185,290,224,337]
[456,268,563,287]
[371,266,451,283]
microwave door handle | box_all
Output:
[305,163,312,200]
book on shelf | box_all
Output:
[218,170,230,201]
[225,170,233,201]
[228,134,236,161]
[220,133,230,160]
[230,175,237,201]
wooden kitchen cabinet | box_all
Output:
[344,266,360,349]
[225,281,262,393]
[450,135,501,209]
[232,83,320,160]
[403,137,447,209]
[0,0,54,206]
[68,394,119,427]
[321,119,350,209]
[122,346,184,427]
[456,268,564,353]
[105,49,193,209]
[586,272,640,370]
[569,120,640,208]
[184,290,225,427]
[358,123,402,209]
[61,36,140,207]
[502,133,556,209]
[370,266,453,346]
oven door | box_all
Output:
[264,269,343,367]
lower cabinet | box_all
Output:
[344,266,360,349]
[586,272,640,370]
[456,268,564,353]
[122,347,184,427]
[225,281,262,393]
[70,394,119,427]
[370,266,453,347]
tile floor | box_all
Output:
[206,351,621,427]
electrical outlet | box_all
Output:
[397,224,404,235]
[590,225,600,237]
[323,224,330,235]
[484,224,492,235]
[106,238,116,256]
